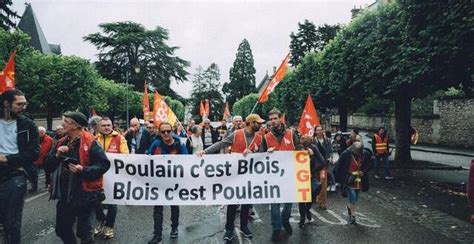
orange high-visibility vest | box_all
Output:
[56,132,103,192]
[231,129,263,153]
[264,129,295,151]
[374,133,389,155]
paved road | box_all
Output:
[6,172,474,244]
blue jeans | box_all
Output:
[347,188,360,204]
[374,154,391,177]
[270,203,292,232]
[0,174,27,244]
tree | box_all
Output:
[369,1,473,164]
[323,1,473,164]
[190,64,224,121]
[0,0,19,31]
[17,53,102,130]
[289,20,340,66]
[232,93,277,120]
[84,21,190,100]
[223,39,257,108]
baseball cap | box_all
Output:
[246,114,265,124]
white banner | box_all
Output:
[103,151,311,206]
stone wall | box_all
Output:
[329,98,474,148]
[437,99,474,148]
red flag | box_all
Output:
[153,91,178,127]
[205,99,210,117]
[258,53,290,103]
[223,102,230,121]
[298,95,320,137]
[199,100,206,117]
[91,107,98,117]
[0,50,17,93]
[143,81,150,121]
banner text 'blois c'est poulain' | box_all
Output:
[103,151,312,206]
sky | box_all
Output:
[11,0,374,98]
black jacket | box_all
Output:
[201,127,218,149]
[44,136,110,203]
[125,127,151,154]
[1,114,39,179]
[334,147,373,192]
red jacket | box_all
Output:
[35,134,53,166]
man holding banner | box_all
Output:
[199,113,266,241]
[260,108,302,242]
[94,117,129,239]
[146,122,189,244]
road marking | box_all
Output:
[25,191,49,203]
[250,207,263,223]
[341,212,381,228]
[310,209,347,225]
[235,227,243,244]
[35,225,55,237]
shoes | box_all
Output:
[319,204,327,210]
[94,221,105,236]
[374,174,381,179]
[348,215,357,225]
[271,231,281,242]
[28,188,37,193]
[240,226,252,238]
[385,176,395,180]
[170,227,178,239]
[298,217,305,228]
[148,235,162,244]
[282,221,293,235]
[223,229,234,241]
[103,226,114,239]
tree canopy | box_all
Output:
[84,21,190,100]
[0,0,19,31]
[223,39,257,108]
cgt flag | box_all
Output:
[222,102,231,121]
[298,95,320,137]
[153,91,178,127]
[258,53,290,103]
[205,99,210,118]
[0,50,17,94]
[199,100,206,117]
[143,81,150,121]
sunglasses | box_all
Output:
[160,130,172,134]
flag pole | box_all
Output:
[250,101,258,114]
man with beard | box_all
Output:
[260,108,301,242]
[0,89,39,244]
[198,113,266,241]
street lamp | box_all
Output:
[126,65,141,128]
